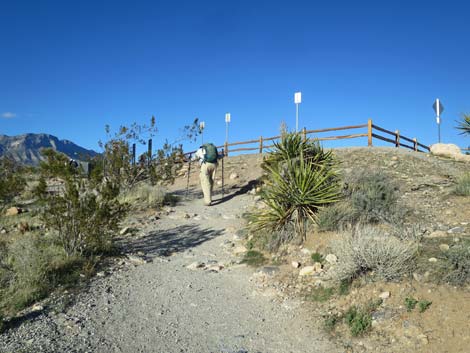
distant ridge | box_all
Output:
[0,133,98,165]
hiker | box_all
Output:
[194,143,219,206]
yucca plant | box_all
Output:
[456,114,470,136]
[262,133,335,172]
[252,145,340,243]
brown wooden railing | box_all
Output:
[185,119,430,157]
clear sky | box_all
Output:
[1,0,470,154]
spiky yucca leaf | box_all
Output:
[252,154,340,241]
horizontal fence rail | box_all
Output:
[185,119,431,157]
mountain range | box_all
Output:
[0,133,98,165]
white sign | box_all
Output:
[199,121,205,130]
[294,92,302,104]
[225,113,231,123]
[433,98,444,117]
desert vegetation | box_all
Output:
[0,118,198,330]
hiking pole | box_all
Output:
[186,154,192,200]
[221,149,225,199]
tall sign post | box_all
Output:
[433,98,444,143]
[225,113,231,145]
[199,121,205,145]
[294,91,302,132]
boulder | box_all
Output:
[5,207,22,216]
[325,254,338,264]
[430,143,470,162]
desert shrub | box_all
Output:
[42,178,127,257]
[311,252,324,263]
[330,226,418,282]
[405,297,418,311]
[345,306,372,336]
[324,314,340,332]
[418,300,432,313]
[346,171,401,224]
[119,183,177,209]
[241,250,267,267]
[250,133,340,244]
[316,202,356,231]
[453,173,470,196]
[442,240,470,285]
[309,287,334,302]
[0,157,26,205]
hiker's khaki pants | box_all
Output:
[200,162,217,205]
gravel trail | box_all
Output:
[0,180,340,353]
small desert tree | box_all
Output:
[0,157,26,205]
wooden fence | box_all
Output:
[186,119,430,157]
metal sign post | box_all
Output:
[433,98,444,143]
[225,113,231,145]
[294,92,302,132]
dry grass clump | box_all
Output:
[119,183,176,208]
[442,240,470,285]
[453,173,470,196]
[330,226,418,282]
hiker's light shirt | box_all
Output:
[194,148,206,164]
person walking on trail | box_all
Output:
[194,143,219,206]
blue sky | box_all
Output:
[1,0,470,154]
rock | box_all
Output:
[413,272,423,282]
[229,172,239,180]
[31,304,44,312]
[312,262,323,273]
[428,257,438,263]
[430,143,470,161]
[206,264,224,272]
[216,180,222,186]
[391,156,398,161]
[439,244,450,252]
[127,255,148,265]
[448,226,464,234]
[17,222,29,233]
[299,266,315,276]
[379,291,391,300]
[249,188,256,195]
[5,206,22,216]
[300,248,312,255]
[257,266,280,276]
[428,230,447,238]
[183,213,191,219]
[291,261,301,268]
[0,228,7,234]
[253,195,262,201]
[416,334,429,344]
[233,246,247,255]
[325,254,337,264]
[119,227,131,235]
[186,262,205,270]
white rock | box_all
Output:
[325,254,337,264]
[299,266,315,276]
[439,244,450,252]
[31,304,44,312]
[229,172,239,180]
[127,255,147,265]
[428,257,438,263]
[233,246,247,255]
[312,262,323,273]
[291,261,301,268]
[119,227,131,235]
[186,262,205,270]
[300,248,312,255]
[430,143,470,162]
[379,291,390,300]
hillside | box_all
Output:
[0,133,98,165]
[0,147,469,353]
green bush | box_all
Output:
[311,252,324,263]
[405,297,418,311]
[324,314,340,332]
[330,226,418,282]
[316,202,356,232]
[453,173,470,196]
[0,157,26,205]
[241,250,267,267]
[418,300,432,313]
[347,171,401,224]
[251,133,340,244]
[42,178,127,257]
[345,306,372,336]
[442,240,470,285]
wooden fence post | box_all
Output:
[224,141,228,157]
[395,130,400,148]
[367,119,373,146]
[259,136,263,153]
[302,127,307,142]
[413,138,418,151]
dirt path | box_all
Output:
[0,172,340,353]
